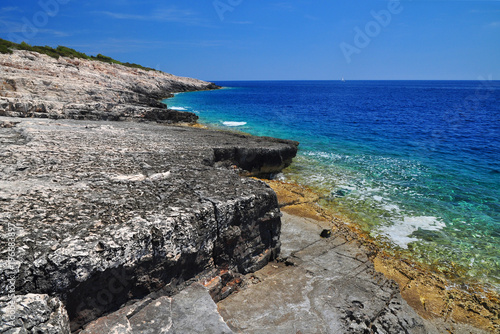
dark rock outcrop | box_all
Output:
[213,135,299,177]
[0,117,298,332]
[143,108,198,124]
[0,50,218,122]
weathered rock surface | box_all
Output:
[265,180,498,333]
[0,294,70,334]
[0,50,218,122]
[217,213,443,334]
[0,117,298,332]
[80,283,233,334]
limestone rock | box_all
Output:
[0,50,217,122]
[80,284,233,334]
[0,117,297,331]
[218,213,439,334]
[0,294,70,334]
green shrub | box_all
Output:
[93,53,113,62]
[32,46,60,59]
[55,46,91,59]
[122,62,156,71]
[0,38,15,54]
[0,44,13,54]
[18,41,33,51]
[0,37,157,71]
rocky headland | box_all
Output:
[0,48,497,333]
[0,50,218,122]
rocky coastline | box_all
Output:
[0,50,296,332]
[0,49,497,333]
[0,116,299,333]
[0,50,218,122]
[263,180,499,333]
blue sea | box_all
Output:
[166,80,500,290]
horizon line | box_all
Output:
[206,79,498,82]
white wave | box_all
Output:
[378,216,446,249]
[170,107,187,111]
[303,151,346,161]
[223,121,247,127]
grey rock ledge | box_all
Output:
[0,117,298,332]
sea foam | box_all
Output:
[223,121,247,127]
[378,216,446,249]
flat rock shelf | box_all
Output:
[0,119,491,333]
[0,117,297,333]
[218,213,490,334]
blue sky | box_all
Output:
[0,0,499,81]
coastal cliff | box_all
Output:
[0,49,218,122]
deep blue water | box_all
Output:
[166,80,500,289]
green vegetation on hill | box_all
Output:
[0,38,156,71]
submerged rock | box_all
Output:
[0,117,298,331]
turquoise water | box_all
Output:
[166,81,500,290]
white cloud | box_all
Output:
[0,18,69,37]
[1,7,22,13]
[94,7,206,26]
[470,9,500,14]
[229,21,253,25]
[271,2,296,11]
[305,14,320,21]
